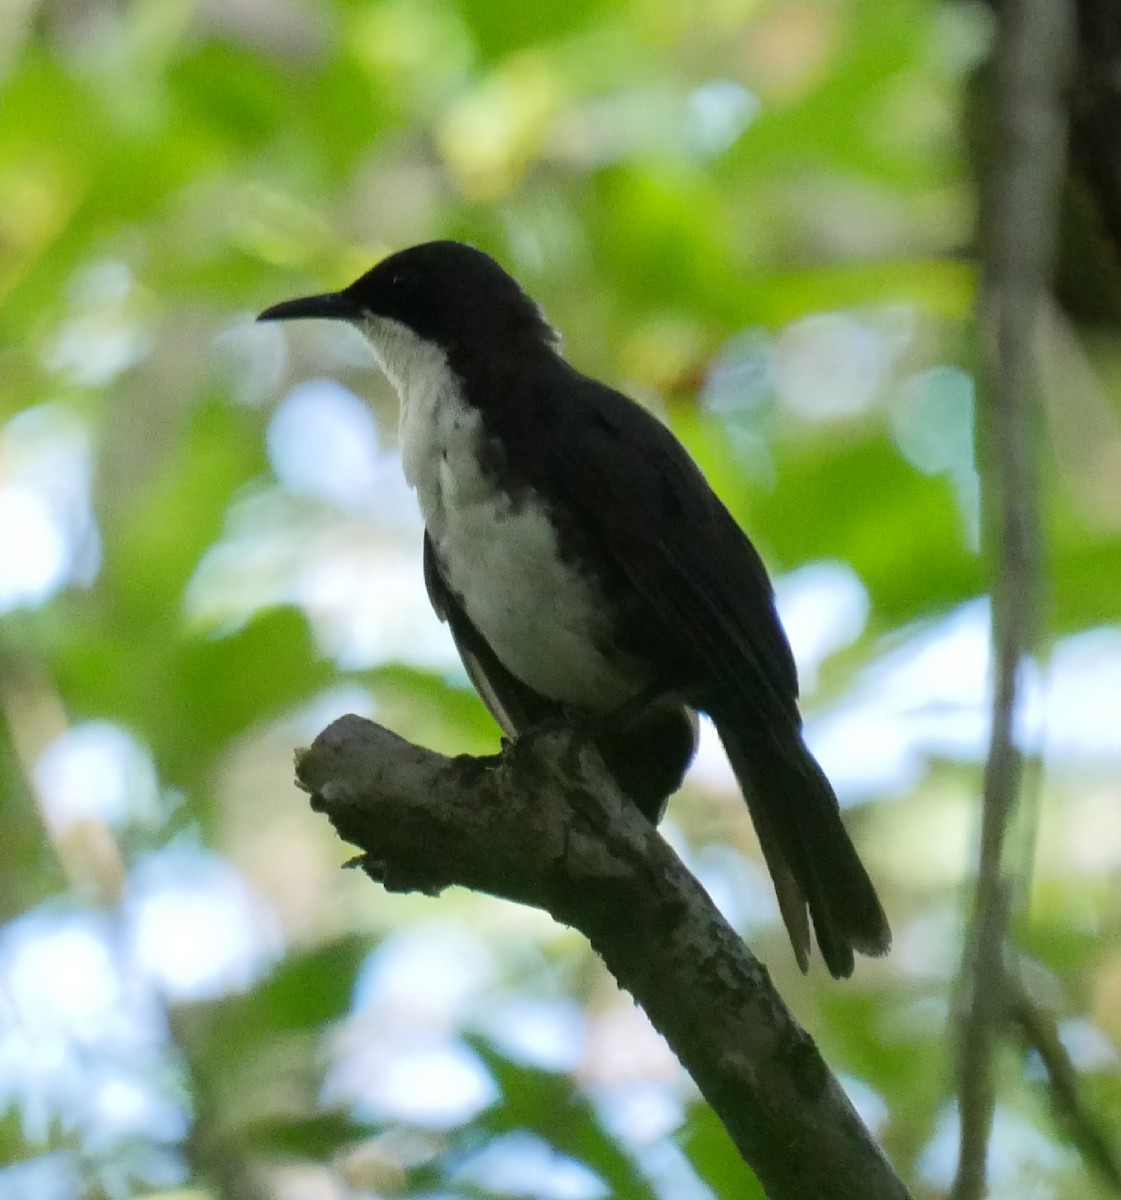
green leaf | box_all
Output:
[466,1037,656,1199]
[682,1103,765,1200]
[241,1111,365,1158]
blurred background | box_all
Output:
[1,0,1120,1197]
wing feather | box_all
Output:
[543,382,800,731]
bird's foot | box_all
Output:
[514,694,667,754]
[519,708,599,748]
[448,751,502,786]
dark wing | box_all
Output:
[540,374,801,731]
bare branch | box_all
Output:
[953,1,1073,1196]
[1007,971,1121,1192]
[297,714,911,1200]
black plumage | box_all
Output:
[259,241,891,977]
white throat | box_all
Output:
[356,314,467,497]
[356,314,440,396]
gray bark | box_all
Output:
[296,714,911,1200]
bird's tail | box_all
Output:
[716,718,890,978]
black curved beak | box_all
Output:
[257,291,359,323]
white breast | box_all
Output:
[360,315,644,710]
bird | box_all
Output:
[259,240,890,978]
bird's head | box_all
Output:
[258,241,557,382]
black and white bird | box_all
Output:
[259,240,890,977]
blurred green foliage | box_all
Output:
[2,0,1120,1198]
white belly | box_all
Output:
[365,315,643,709]
[432,474,638,708]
